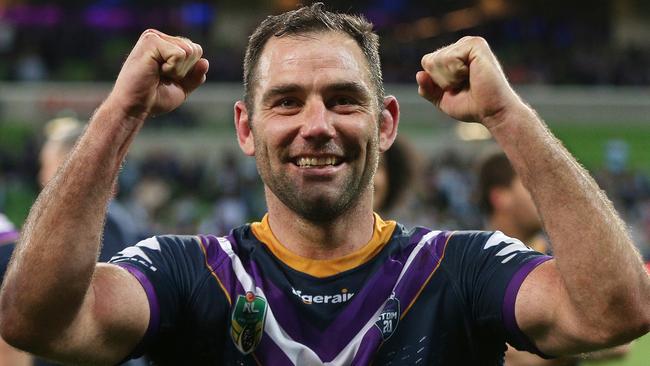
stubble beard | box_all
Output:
[255,138,379,223]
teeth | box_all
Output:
[296,156,339,167]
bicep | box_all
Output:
[41,263,149,365]
[515,259,606,356]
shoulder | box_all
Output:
[109,234,209,274]
[397,227,542,270]
[444,230,533,259]
[393,226,497,257]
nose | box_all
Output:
[299,100,335,142]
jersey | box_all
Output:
[109,214,552,365]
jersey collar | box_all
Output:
[251,213,396,278]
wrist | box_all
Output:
[102,92,152,127]
[84,98,147,164]
[483,101,538,136]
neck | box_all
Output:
[265,187,375,259]
[488,213,536,244]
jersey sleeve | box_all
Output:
[108,235,210,358]
[441,230,553,356]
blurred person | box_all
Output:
[372,136,414,216]
[39,117,142,262]
[478,151,547,253]
[199,152,250,236]
[2,4,649,366]
[479,151,631,366]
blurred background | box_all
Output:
[0,1,649,364]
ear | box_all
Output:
[379,96,400,152]
[234,101,255,156]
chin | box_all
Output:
[288,194,358,223]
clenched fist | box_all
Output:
[416,36,522,127]
[108,29,209,123]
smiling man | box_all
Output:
[1,3,649,366]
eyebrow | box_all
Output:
[261,83,302,106]
[327,82,372,101]
[260,81,372,106]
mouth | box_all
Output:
[293,155,343,169]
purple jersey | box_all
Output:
[110,215,551,365]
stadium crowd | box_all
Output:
[1,2,650,86]
[2,134,649,262]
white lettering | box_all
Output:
[243,301,259,313]
[290,287,355,305]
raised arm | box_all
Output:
[0,30,208,365]
[417,36,650,355]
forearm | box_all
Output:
[0,99,143,343]
[488,103,650,338]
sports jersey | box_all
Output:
[109,214,552,365]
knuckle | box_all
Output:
[466,36,488,47]
[433,51,447,69]
[183,41,194,56]
[141,31,159,43]
[174,45,188,58]
[141,29,157,38]
[421,54,432,69]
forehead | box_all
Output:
[254,31,372,96]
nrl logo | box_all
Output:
[231,291,268,355]
[374,295,400,341]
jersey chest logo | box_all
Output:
[230,291,268,355]
[375,295,401,340]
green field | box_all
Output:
[550,123,650,174]
[583,333,650,366]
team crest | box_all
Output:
[375,295,400,340]
[230,291,268,354]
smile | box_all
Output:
[294,156,342,168]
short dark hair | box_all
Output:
[243,2,384,116]
[377,136,414,213]
[477,151,516,214]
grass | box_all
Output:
[549,123,650,174]
[582,333,650,366]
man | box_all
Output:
[478,151,631,366]
[478,151,548,254]
[1,4,648,365]
[373,136,414,216]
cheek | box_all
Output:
[339,117,379,150]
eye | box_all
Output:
[279,98,299,108]
[328,96,360,113]
[271,97,302,114]
[332,96,356,106]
